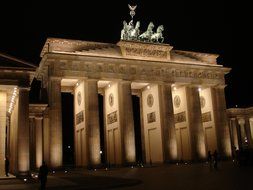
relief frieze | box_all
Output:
[52,58,223,82]
[202,112,212,123]
[107,111,117,125]
[174,111,186,124]
[119,65,126,74]
[76,111,84,125]
[125,47,167,59]
[147,112,156,123]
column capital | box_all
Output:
[118,80,132,84]
[159,82,174,86]
[86,78,99,82]
[18,87,31,91]
[186,84,202,88]
[238,118,245,125]
[213,84,227,89]
[49,76,62,81]
[35,117,43,120]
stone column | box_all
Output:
[0,91,7,176]
[118,81,136,164]
[238,118,246,142]
[139,94,146,164]
[186,86,206,160]
[6,116,10,160]
[230,118,239,149]
[245,117,253,148]
[48,78,62,168]
[84,80,101,166]
[159,84,177,162]
[43,109,50,165]
[17,88,30,175]
[211,86,232,157]
[29,117,36,170]
[235,118,243,150]
[35,117,43,168]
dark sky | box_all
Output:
[0,0,251,108]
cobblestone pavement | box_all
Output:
[0,161,252,190]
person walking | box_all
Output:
[213,150,218,170]
[38,161,48,190]
[207,151,213,170]
[5,157,10,177]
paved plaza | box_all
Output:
[0,161,252,190]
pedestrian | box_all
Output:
[5,157,10,177]
[235,148,240,165]
[213,150,218,170]
[207,150,213,170]
[38,161,48,190]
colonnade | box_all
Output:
[43,78,232,168]
[228,116,253,151]
[1,80,233,176]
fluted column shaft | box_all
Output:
[211,86,231,157]
[118,81,136,164]
[84,80,101,166]
[43,110,50,166]
[35,117,43,168]
[29,117,36,170]
[245,117,253,148]
[0,91,7,176]
[159,84,177,162]
[186,86,206,160]
[48,78,62,168]
[230,118,239,150]
[17,88,30,175]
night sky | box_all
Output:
[0,0,251,108]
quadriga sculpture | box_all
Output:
[139,22,154,42]
[129,21,140,40]
[121,21,129,40]
[121,20,140,41]
[151,25,164,43]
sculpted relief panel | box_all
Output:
[202,112,212,123]
[107,111,118,125]
[49,57,223,84]
[147,94,154,107]
[125,47,167,59]
[174,111,186,124]
[76,111,84,125]
[173,95,181,108]
[147,112,156,123]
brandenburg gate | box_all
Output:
[0,5,233,176]
[34,36,231,169]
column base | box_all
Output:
[16,171,31,177]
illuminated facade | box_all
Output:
[227,108,253,151]
[37,38,232,167]
[0,38,233,176]
[0,53,36,176]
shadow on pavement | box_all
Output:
[46,175,142,190]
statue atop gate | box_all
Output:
[120,4,165,44]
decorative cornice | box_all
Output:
[117,40,173,61]
[29,104,48,116]
[227,107,253,117]
[36,52,228,86]
[0,52,37,68]
[39,38,222,67]
[40,37,115,58]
